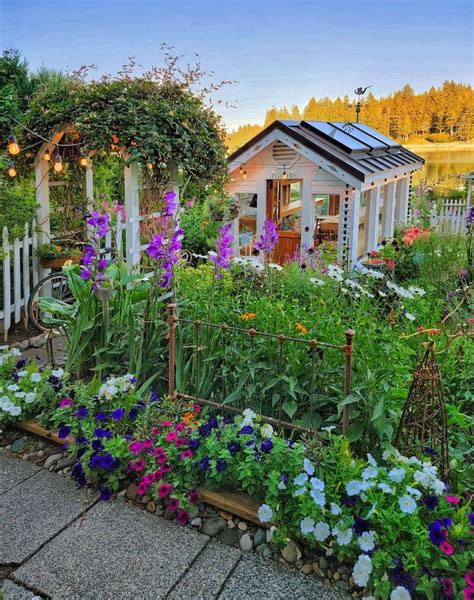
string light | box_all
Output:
[7,163,17,177]
[242,169,247,179]
[147,162,154,171]
[53,153,63,173]
[239,165,243,174]
[282,167,288,179]
[79,154,89,167]
[7,134,20,155]
[43,149,51,161]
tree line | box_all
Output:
[226,81,474,151]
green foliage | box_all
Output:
[0,163,37,236]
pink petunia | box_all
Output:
[59,397,73,407]
[137,482,149,496]
[129,458,146,472]
[158,483,174,498]
[142,439,153,449]
[174,438,187,447]
[128,441,144,454]
[151,427,161,435]
[177,509,190,525]
[168,497,180,512]
[445,496,461,505]
[193,404,202,414]
[466,572,474,588]
[161,420,173,427]
[188,489,199,504]
[156,453,168,464]
[165,431,177,442]
[144,474,154,486]
[180,449,193,460]
[440,541,455,555]
[175,423,186,432]
[152,446,165,456]
[464,587,474,600]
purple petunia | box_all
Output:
[75,406,89,419]
[240,425,254,435]
[199,456,210,471]
[95,412,107,422]
[354,516,371,536]
[99,487,113,501]
[428,519,449,545]
[189,439,201,451]
[100,453,115,470]
[92,439,103,452]
[390,563,416,592]
[58,425,71,439]
[94,428,112,439]
[423,495,439,510]
[111,408,125,420]
[260,439,273,453]
[216,458,228,472]
[89,454,102,469]
[75,436,88,444]
[227,441,241,455]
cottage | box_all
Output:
[227,120,424,266]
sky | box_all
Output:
[1,0,473,130]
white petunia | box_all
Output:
[362,465,378,480]
[294,473,308,487]
[346,480,364,496]
[406,486,422,498]
[310,489,326,507]
[30,373,41,383]
[242,408,257,426]
[313,521,331,541]
[404,312,416,322]
[257,504,273,523]
[330,502,342,516]
[382,449,392,461]
[17,370,28,378]
[300,516,315,535]
[260,423,274,438]
[15,391,26,398]
[303,458,315,476]
[388,467,406,483]
[25,392,36,404]
[390,586,411,600]
[352,554,373,587]
[321,425,336,433]
[7,384,19,391]
[333,525,353,546]
[367,453,377,466]
[358,530,376,551]
[10,405,22,416]
[399,494,417,514]
[309,476,325,492]
[378,483,394,494]
[293,487,306,497]
[52,368,64,378]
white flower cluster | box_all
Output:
[300,517,331,541]
[352,553,373,587]
[293,460,326,507]
[0,395,22,416]
[257,503,273,523]
[232,256,264,272]
[412,462,445,495]
[385,281,426,300]
[353,263,385,280]
[98,373,135,400]
[0,346,21,367]
[325,264,344,282]
[242,408,257,427]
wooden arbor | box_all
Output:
[395,342,449,478]
[34,128,179,276]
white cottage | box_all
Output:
[227,120,424,266]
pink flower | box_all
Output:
[128,441,144,454]
[144,474,154,486]
[464,588,474,600]
[161,420,173,427]
[156,453,168,464]
[142,439,153,449]
[177,509,190,525]
[440,577,454,599]
[59,397,73,407]
[466,572,474,588]
[445,496,461,505]
[440,541,455,555]
[129,458,145,472]
[186,200,194,208]
[168,497,180,512]
[158,483,174,498]
[165,431,177,442]
[137,482,149,496]
[174,438,187,447]
[162,464,173,474]
[152,446,165,456]
[180,449,193,460]
[151,427,161,435]
[175,423,186,432]
[188,489,199,504]
[193,404,202,414]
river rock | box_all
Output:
[219,511,232,520]
[281,541,300,563]
[10,438,26,453]
[237,521,248,532]
[256,543,272,559]
[146,501,156,514]
[201,516,226,537]
[54,456,76,471]
[227,519,236,528]
[190,517,202,528]
[44,453,63,468]
[301,564,313,575]
[239,533,253,552]
[254,528,266,547]
[217,527,239,547]
[125,483,137,501]
[37,449,45,458]
[333,572,341,581]
[30,334,47,348]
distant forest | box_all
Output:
[226,81,474,152]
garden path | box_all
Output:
[0,453,350,600]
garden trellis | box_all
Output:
[166,304,355,436]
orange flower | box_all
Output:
[385,258,395,269]
[240,313,257,321]
[295,322,308,334]
[182,412,197,425]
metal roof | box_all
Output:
[228,120,424,183]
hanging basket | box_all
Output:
[40,256,80,269]
[395,342,449,479]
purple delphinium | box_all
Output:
[209,223,234,278]
[163,191,177,218]
[255,219,278,254]
[86,211,110,238]
[146,228,184,288]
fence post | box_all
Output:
[342,329,355,436]
[167,303,177,399]
[2,227,11,341]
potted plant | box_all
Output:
[35,243,81,269]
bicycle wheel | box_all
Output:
[28,272,74,333]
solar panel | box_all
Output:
[302,121,372,153]
[350,123,400,148]
[329,122,390,151]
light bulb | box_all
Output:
[147,163,153,171]
[243,169,247,179]
[7,164,16,177]
[7,135,20,155]
[282,171,287,179]
[239,165,243,174]
[43,149,51,161]
[53,155,63,173]
[79,156,88,167]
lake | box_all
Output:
[409,146,474,189]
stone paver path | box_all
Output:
[0,453,350,600]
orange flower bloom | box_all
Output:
[240,313,257,321]
[295,322,308,334]
[182,412,197,425]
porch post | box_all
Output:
[395,177,409,225]
[256,179,267,248]
[300,178,315,253]
[364,186,381,254]
[35,155,50,281]
[85,160,94,213]
[382,181,397,240]
[337,186,361,268]
[231,217,240,256]
[124,161,140,268]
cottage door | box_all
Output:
[266,180,301,263]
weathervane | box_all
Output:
[354,86,371,122]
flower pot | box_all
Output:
[40,256,80,269]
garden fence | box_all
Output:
[166,304,355,436]
[1,221,39,341]
[430,198,471,234]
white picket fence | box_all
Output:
[430,199,471,234]
[1,221,39,341]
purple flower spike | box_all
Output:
[209,223,234,278]
[86,211,110,238]
[255,219,278,254]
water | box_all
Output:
[411,147,474,190]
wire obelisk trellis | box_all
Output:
[395,342,449,479]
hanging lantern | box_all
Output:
[7,163,17,177]
[43,149,51,161]
[7,134,20,155]
[53,153,63,173]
